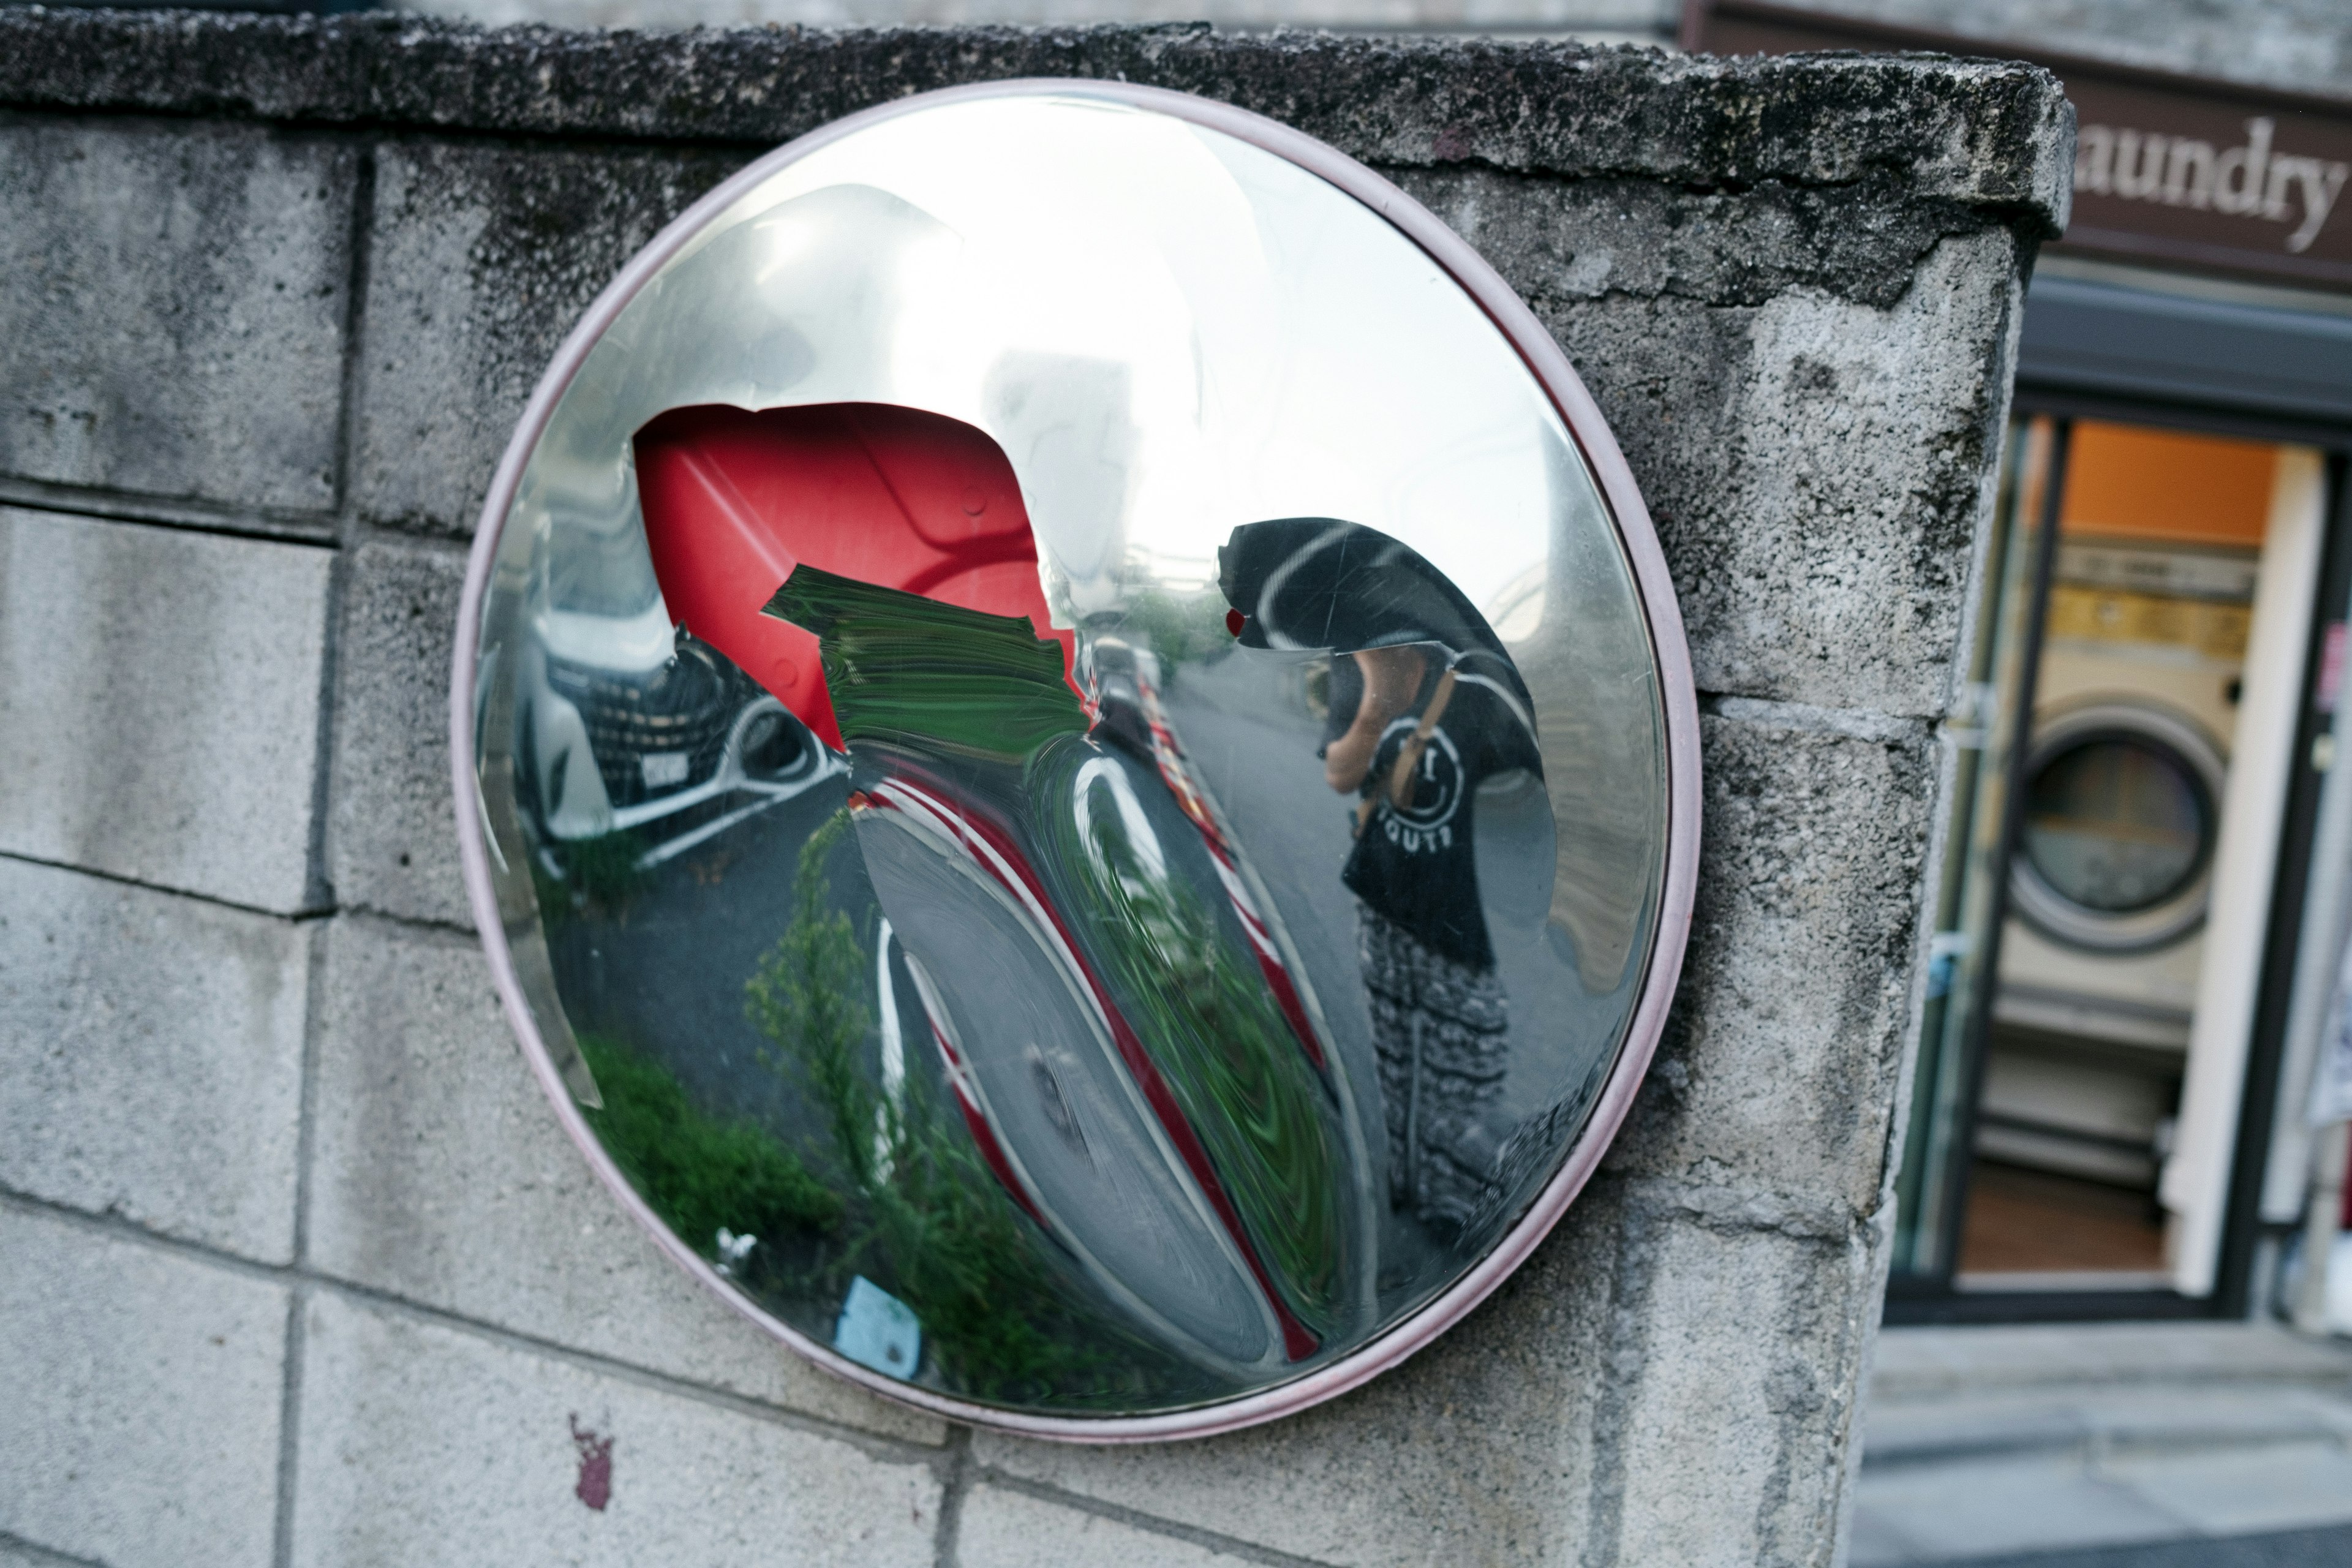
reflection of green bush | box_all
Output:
[533,829,651,925]
[748,810,1185,1406]
[562,829,653,911]
[771,566,1087,763]
[576,1031,841,1271]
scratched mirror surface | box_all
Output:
[469,92,1667,1417]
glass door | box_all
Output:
[1893,413,2332,1311]
[1891,416,2062,1282]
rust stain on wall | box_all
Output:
[568,1414,614,1512]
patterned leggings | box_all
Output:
[1358,907,1509,1229]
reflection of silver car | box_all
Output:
[519,591,840,873]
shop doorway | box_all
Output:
[1679,0,2352,1333]
[1890,406,2343,1319]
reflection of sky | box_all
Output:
[685,96,1567,622]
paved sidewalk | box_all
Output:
[1948,1521,2352,1567]
[1852,1322,2352,1566]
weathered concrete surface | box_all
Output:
[0,507,333,913]
[1605,706,1937,1216]
[304,913,948,1445]
[289,1290,943,1567]
[957,1483,1263,1567]
[0,13,2068,1567]
[326,540,475,924]
[0,1204,290,1568]
[0,857,309,1264]
[0,115,354,518]
[0,11,2075,220]
[975,1185,1620,1566]
[353,142,739,537]
[1411,209,2027,718]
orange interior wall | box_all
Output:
[2060,420,2280,548]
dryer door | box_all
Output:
[2010,700,2228,954]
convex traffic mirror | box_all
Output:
[454,81,1698,1439]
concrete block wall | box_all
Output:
[0,12,2069,1566]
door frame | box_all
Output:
[1887,268,2352,1324]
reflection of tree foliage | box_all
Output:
[745,810,1191,1407]
[745,810,875,1189]
[1041,746,1349,1338]
[535,828,651,924]
[1118,588,1234,679]
[575,1030,842,1294]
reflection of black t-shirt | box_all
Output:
[1325,649,1540,971]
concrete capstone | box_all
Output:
[0,13,2072,227]
[0,116,353,518]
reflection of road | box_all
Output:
[547,775,869,1153]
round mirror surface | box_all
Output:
[458,84,1694,1435]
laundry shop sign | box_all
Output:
[2062,86,2352,284]
[2075,118,2346,257]
[1688,0,2352,292]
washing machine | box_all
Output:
[1985,537,2256,1188]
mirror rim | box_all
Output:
[448,77,1702,1442]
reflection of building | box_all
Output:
[1691,1,2352,1335]
[982,352,1139,619]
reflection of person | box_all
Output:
[1323,642,1537,1229]
[1220,516,1547,1231]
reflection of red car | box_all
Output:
[855,767,1324,1367]
[1087,635,1329,1071]
[635,402,1081,748]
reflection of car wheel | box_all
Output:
[730,698,821,785]
[2009,701,2226,953]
